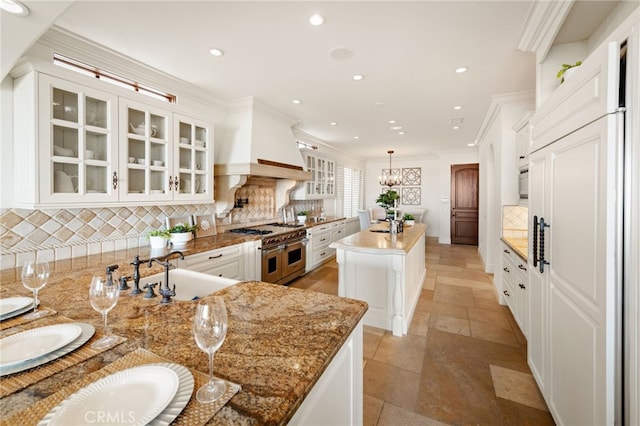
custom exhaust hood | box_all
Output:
[214,97,311,217]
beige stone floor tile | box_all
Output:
[490,365,549,412]
[308,280,338,295]
[468,306,512,329]
[364,325,386,336]
[473,295,504,312]
[433,284,476,307]
[408,310,430,337]
[423,276,436,290]
[364,359,421,413]
[472,287,498,299]
[430,315,471,336]
[363,394,384,426]
[372,333,428,374]
[430,300,469,320]
[435,274,494,290]
[469,319,519,347]
[378,402,451,426]
[364,329,384,359]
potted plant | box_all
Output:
[297,211,309,224]
[403,213,415,226]
[557,61,582,83]
[148,229,170,249]
[375,189,400,218]
[168,223,198,247]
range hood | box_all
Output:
[214,97,311,217]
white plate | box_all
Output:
[0,324,82,369]
[0,323,94,376]
[44,365,180,426]
[0,297,33,317]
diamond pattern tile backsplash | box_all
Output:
[502,205,528,239]
[0,178,322,270]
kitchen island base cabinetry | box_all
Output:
[289,319,363,426]
[333,224,427,337]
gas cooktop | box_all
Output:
[227,223,305,236]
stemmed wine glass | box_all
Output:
[193,297,228,403]
[89,276,120,350]
[21,260,51,319]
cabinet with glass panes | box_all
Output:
[174,114,212,201]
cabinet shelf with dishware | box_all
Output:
[12,71,213,208]
[290,151,335,200]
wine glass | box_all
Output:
[89,276,120,350]
[193,297,228,403]
[21,260,51,319]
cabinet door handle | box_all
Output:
[503,290,510,297]
[503,267,510,273]
[320,252,326,256]
[208,254,223,260]
[519,283,526,289]
[518,264,527,271]
[539,217,550,273]
[533,215,538,268]
[174,175,179,191]
[169,175,174,191]
[519,155,525,159]
[503,249,510,254]
[112,171,118,190]
[320,238,327,242]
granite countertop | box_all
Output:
[0,237,367,424]
[329,223,427,254]
[501,236,528,261]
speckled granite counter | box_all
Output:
[501,236,528,260]
[0,246,367,424]
[329,223,427,254]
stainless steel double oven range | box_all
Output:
[229,223,307,285]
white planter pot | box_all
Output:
[170,232,192,247]
[149,235,167,249]
[297,215,307,224]
[404,220,415,226]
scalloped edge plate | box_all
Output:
[0,324,82,369]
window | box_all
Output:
[53,53,176,103]
[296,141,318,150]
[337,166,363,218]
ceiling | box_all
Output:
[8,1,615,160]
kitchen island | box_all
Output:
[0,249,367,425]
[330,223,426,336]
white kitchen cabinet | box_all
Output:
[12,70,213,208]
[178,243,244,280]
[331,219,346,243]
[528,40,622,426]
[513,111,532,170]
[500,242,528,337]
[305,222,334,272]
[291,151,335,200]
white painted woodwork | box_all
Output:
[528,40,622,426]
[305,221,344,272]
[290,151,336,200]
[178,243,245,280]
[289,318,363,426]
[333,225,426,336]
[513,111,532,170]
[501,242,528,337]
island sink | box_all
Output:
[134,268,239,301]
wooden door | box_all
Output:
[450,163,479,245]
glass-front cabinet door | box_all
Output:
[305,153,317,197]
[173,114,212,201]
[119,99,172,201]
[38,75,118,204]
[325,159,335,196]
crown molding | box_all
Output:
[518,0,575,63]
[475,91,535,146]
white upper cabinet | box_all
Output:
[12,71,213,208]
[291,151,335,200]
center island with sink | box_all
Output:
[330,222,427,337]
[0,237,367,425]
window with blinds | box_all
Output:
[337,166,363,218]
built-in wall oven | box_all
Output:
[229,225,307,285]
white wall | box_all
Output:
[364,150,479,240]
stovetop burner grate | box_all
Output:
[228,228,273,235]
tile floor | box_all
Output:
[289,237,555,426]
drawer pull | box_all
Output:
[320,252,326,256]
[320,238,327,242]
[503,290,510,297]
[503,267,510,273]
[518,264,527,271]
[519,283,526,289]
[208,254,223,260]
[503,249,510,254]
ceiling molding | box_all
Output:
[475,91,535,146]
[518,0,575,63]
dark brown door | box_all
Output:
[451,163,479,245]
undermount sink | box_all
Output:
[134,269,239,301]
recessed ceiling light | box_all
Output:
[374,101,386,108]
[453,105,463,110]
[309,14,325,26]
[353,74,364,81]
[354,136,359,139]
[330,122,337,126]
[292,99,302,104]
[1,0,29,15]
[453,126,460,130]
[209,48,224,57]
[467,143,476,146]
[388,120,396,124]
[455,66,468,74]
[398,131,405,135]
[390,126,402,130]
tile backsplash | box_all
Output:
[0,178,322,270]
[502,205,528,239]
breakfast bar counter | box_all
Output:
[0,249,367,425]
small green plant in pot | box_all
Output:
[168,223,199,247]
[297,211,309,224]
[376,190,400,217]
[557,61,582,83]
[403,213,415,226]
[148,229,170,249]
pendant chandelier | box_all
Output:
[379,150,402,188]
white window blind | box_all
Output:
[337,166,363,218]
